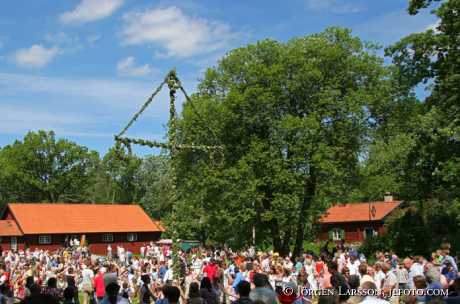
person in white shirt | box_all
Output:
[373,263,386,290]
[403,257,424,289]
[381,263,398,304]
[163,266,174,283]
[261,255,271,273]
[107,245,112,258]
[338,251,347,272]
[140,246,145,258]
[347,255,361,276]
[81,264,95,304]
[304,255,318,290]
[360,281,390,304]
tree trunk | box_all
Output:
[270,218,282,253]
[281,227,292,256]
[293,166,316,257]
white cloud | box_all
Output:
[0,104,88,135]
[59,0,123,24]
[44,32,83,53]
[306,0,364,14]
[87,34,102,43]
[120,6,234,58]
[0,72,192,117]
[13,44,59,68]
[116,56,154,77]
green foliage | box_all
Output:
[385,0,460,202]
[0,130,98,203]
[139,155,173,219]
[302,241,320,256]
[1,3,459,258]
[174,27,392,253]
[359,235,391,258]
[355,0,460,256]
[385,201,460,257]
[101,147,143,203]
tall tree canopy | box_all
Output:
[358,0,460,256]
[173,28,394,253]
[0,130,98,203]
[385,0,460,203]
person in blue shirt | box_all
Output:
[440,243,458,274]
[158,262,167,281]
[232,266,246,292]
[442,261,458,286]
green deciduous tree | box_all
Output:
[100,147,144,203]
[138,154,173,219]
[386,0,460,203]
[173,27,394,253]
[0,130,98,203]
[358,0,460,256]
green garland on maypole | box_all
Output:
[165,70,185,284]
[114,69,222,287]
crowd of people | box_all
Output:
[0,240,458,304]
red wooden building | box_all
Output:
[0,203,164,254]
[317,199,401,243]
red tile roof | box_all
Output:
[6,203,164,234]
[0,220,23,236]
[319,201,401,223]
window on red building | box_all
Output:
[102,233,113,242]
[39,235,52,244]
[127,233,137,242]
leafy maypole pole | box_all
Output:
[115,69,222,286]
[166,71,184,285]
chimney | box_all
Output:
[384,192,393,202]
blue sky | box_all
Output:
[0,0,438,155]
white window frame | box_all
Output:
[38,235,52,244]
[102,233,113,243]
[127,232,137,242]
[10,236,17,250]
[364,227,377,239]
[332,229,341,241]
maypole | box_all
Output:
[114,69,222,286]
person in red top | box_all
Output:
[93,268,106,303]
[203,258,219,282]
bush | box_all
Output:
[302,241,320,256]
[359,235,391,258]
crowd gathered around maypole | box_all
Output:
[0,240,458,304]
